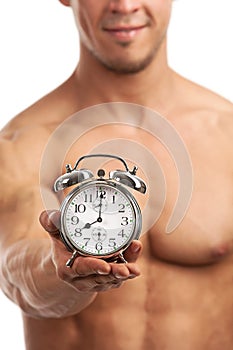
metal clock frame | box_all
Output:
[60,178,142,261]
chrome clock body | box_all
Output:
[54,154,146,265]
[60,179,142,260]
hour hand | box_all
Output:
[82,221,97,229]
[82,218,102,229]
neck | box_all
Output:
[72,39,176,113]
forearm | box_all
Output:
[0,238,96,319]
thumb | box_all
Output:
[123,240,143,263]
[39,210,61,237]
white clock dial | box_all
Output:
[62,182,137,257]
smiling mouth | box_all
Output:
[102,25,147,41]
[103,25,145,32]
[104,25,146,31]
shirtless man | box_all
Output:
[0,1,232,349]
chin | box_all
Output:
[91,43,159,75]
[103,60,154,75]
[98,52,156,75]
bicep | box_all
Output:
[0,184,59,250]
[0,125,59,249]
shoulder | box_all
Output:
[0,78,79,191]
[0,76,76,171]
[0,88,63,182]
[0,123,50,191]
[200,89,233,138]
[175,73,233,133]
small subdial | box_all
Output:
[91,227,107,242]
[92,198,108,213]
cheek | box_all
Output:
[148,0,172,24]
[73,4,100,46]
[72,0,102,33]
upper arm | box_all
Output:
[0,125,56,250]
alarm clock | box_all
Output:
[54,154,146,267]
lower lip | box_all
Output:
[104,27,145,41]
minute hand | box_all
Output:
[98,193,104,220]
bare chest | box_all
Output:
[144,122,233,265]
[52,118,233,266]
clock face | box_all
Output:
[61,181,140,257]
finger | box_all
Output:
[72,275,123,293]
[110,261,140,280]
[123,240,143,263]
[39,210,61,236]
[110,262,131,279]
[93,280,123,292]
[71,256,111,277]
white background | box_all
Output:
[0,0,232,349]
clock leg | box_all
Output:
[118,252,128,264]
[66,250,79,268]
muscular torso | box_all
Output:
[2,74,233,349]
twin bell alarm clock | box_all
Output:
[54,154,147,267]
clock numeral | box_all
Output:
[74,228,82,237]
[84,194,93,203]
[96,242,103,251]
[118,229,126,237]
[75,204,86,213]
[112,195,116,204]
[83,238,91,246]
[96,190,106,199]
[71,216,79,225]
[121,217,129,226]
[109,238,116,248]
[118,203,125,213]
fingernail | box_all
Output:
[132,245,141,253]
[115,273,126,279]
[97,270,109,275]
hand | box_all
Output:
[39,210,142,293]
